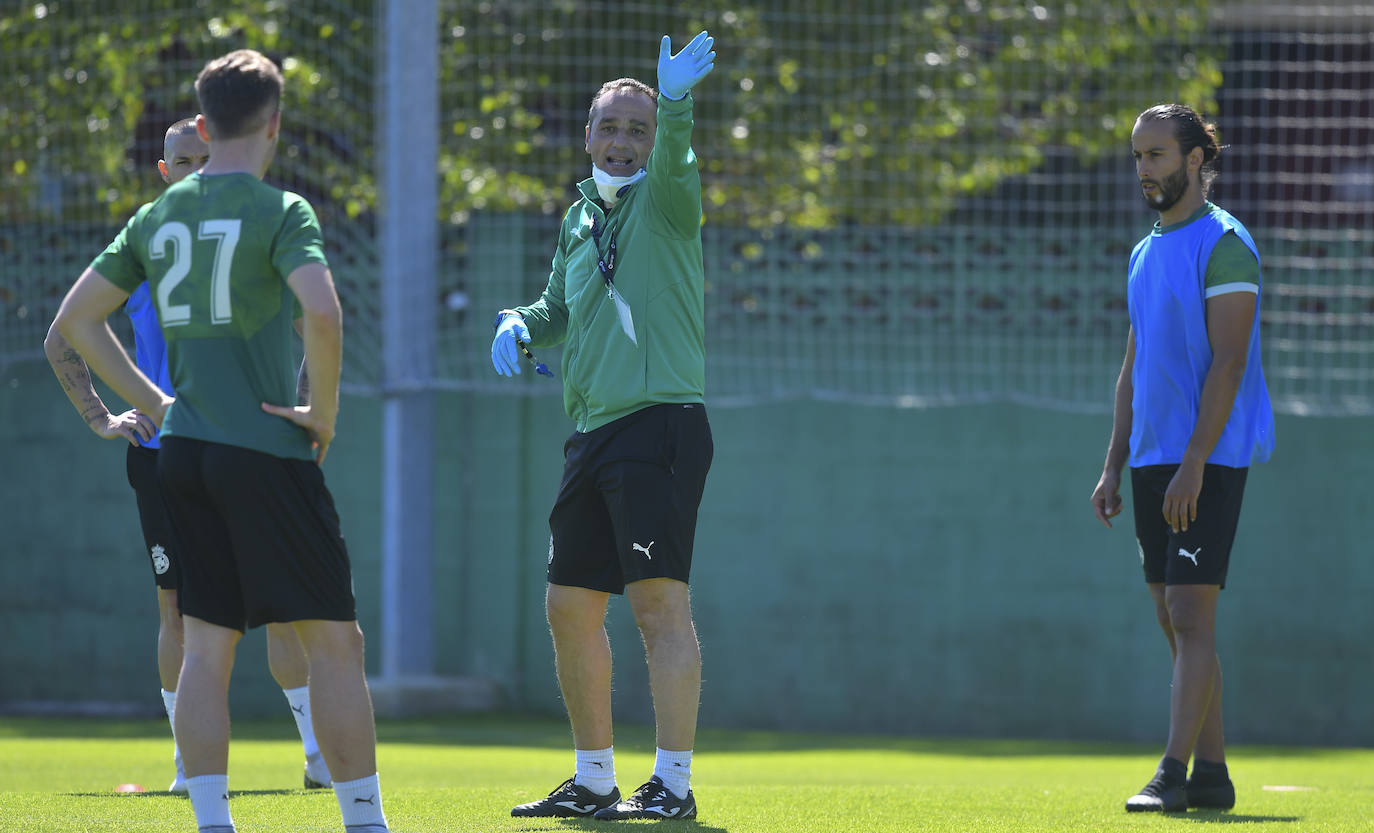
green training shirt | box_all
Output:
[92,172,327,460]
[516,93,707,432]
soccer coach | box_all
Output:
[491,31,716,822]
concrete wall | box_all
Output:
[2,356,1370,745]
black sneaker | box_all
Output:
[1125,770,1187,812]
[593,775,697,820]
[510,777,620,817]
[1187,776,1235,809]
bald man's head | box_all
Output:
[160,118,209,184]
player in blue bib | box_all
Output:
[44,118,330,795]
[1091,105,1274,814]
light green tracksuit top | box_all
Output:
[516,93,706,433]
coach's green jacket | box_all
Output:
[515,93,706,433]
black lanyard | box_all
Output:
[590,214,618,298]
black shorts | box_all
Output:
[1132,464,1249,589]
[548,403,713,595]
[156,436,357,631]
[126,444,182,591]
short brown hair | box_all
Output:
[587,77,657,126]
[195,49,283,140]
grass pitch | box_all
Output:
[2,714,1371,832]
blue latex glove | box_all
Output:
[491,313,531,377]
[658,30,715,101]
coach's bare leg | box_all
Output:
[266,622,309,689]
[546,583,614,749]
[156,588,185,692]
[626,578,700,751]
[1161,584,1221,765]
[292,619,376,782]
[175,616,241,777]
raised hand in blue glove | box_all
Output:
[491,313,531,377]
[658,30,715,101]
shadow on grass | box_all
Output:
[533,819,729,833]
[378,714,1166,759]
[372,716,1168,758]
[1179,811,1301,824]
[65,788,295,798]
[64,792,183,799]
[5,713,1369,760]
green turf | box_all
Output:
[2,714,1371,832]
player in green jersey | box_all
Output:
[44,116,332,794]
[54,50,387,833]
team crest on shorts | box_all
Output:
[150,544,170,575]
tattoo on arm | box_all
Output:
[51,345,108,425]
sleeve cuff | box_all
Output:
[657,91,694,111]
[492,308,525,333]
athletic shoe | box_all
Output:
[593,775,697,820]
[1186,775,1235,809]
[168,752,188,794]
[304,752,332,789]
[1125,770,1187,812]
[510,777,620,817]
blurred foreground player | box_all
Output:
[44,116,331,794]
[54,50,387,832]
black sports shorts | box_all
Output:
[548,403,713,594]
[156,436,356,631]
[1131,463,1249,589]
[126,444,181,591]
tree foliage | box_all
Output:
[0,0,374,227]
[1,0,1220,229]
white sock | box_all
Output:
[282,686,321,759]
[573,746,617,795]
[654,748,692,799]
[334,773,387,829]
[161,688,183,775]
[186,774,233,830]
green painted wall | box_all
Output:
[2,356,1370,745]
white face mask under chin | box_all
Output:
[592,165,646,205]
